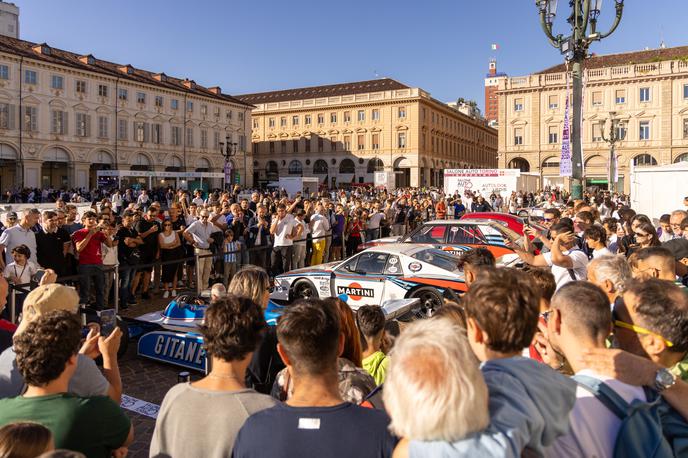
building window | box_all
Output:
[548,125,558,144]
[318,137,323,152]
[305,114,311,125]
[357,110,365,122]
[330,112,337,123]
[227,110,233,120]
[171,99,179,110]
[684,84,688,100]
[305,138,311,153]
[214,107,221,117]
[51,110,67,134]
[269,141,275,153]
[639,87,651,103]
[98,116,108,138]
[343,135,351,150]
[0,65,8,80]
[117,119,128,140]
[186,101,193,112]
[592,123,603,142]
[317,113,324,124]
[136,92,146,104]
[253,119,259,129]
[639,121,650,140]
[97,84,108,97]
[357,134,365,150]
[152,124,161,144]
[0,103,15,129]
[372,133,380,150]
[75,80,87,94]
[633,154,657,166]
[213,131,220,149]
[615,89,626,104]
[683,119,688,139]
[24,70,37,85]
[592,91,603,107]
[201,129,208,148]
[514,127,523,145]
[238,112,244,122]
[514,98,524,112]
[372,109,380,121]
[548,95,558,110]
[51,75,63,90]
[186,127,194,147]
[344,111,351,122]
[292,139,298,153]
[269,117,275,128]
[330,136,337,151]
[118,88,128,101]
[281,140,287,153]
[76,113,90,137]
[155,96,163,108]
[398,106,406,118]
[615,125,627,141]
[201,104,208,115]
[292,115,299,126]
[171,126,181,145]
[398,132,406,148]
[280,117,287,127]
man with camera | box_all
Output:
[71,211,114,310]
[248,205,271,269]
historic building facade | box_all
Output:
[0,36,253,190]
[497,45,688,193]
[238,78,497,189]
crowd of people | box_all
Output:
[0,183,686,457]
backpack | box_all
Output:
[573,375,674,458]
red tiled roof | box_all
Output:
[236,78,410,104]
[0,35,253,107]
[538,45,688,74]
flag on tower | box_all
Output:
[491,44,499,51]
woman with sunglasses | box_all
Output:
[627,221,661,257]
[158,220,183,298]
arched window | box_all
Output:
[367,158,384,173]
[288,160,303,175]
[674,153,688,163]
[508,157,530,172]
[313,159,328,174]
[633,154,657,166]
[339,158,355,174]
[266,160,279,181]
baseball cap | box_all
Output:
[662,238,688,261]
[16,284,80,334]
[6,211,17,219]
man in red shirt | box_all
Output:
[71,211,114,310]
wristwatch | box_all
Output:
[654,367,677,392]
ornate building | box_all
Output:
[498,45,688,193]
[238,78,497,189]
[0,35,253,190]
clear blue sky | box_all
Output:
[15,0,687,111]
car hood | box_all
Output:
[367,236,402,244]
[282,261,339,276]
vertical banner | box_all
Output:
[224,161,232,187]
[580,72,586,178]
[560,70,573,177]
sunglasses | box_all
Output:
[634,232,649,237]
[612,309,673,347]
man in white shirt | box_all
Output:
[366,203,385,241]
[183,210,220,291]
[511,222,588,290]
[309,203,330,266]
[192,190,205,207]
[270,204,298,275]
[545,281,647,458]
[0,208,39,270]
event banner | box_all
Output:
[560,93,573,177]
[443,169,522,197]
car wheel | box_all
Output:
[290,279,317,301]
[408,287,443,319]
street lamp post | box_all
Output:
[219,136,238,192]
[599,112,625,193]
[536,0,624,199]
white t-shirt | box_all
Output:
[592,247,613,259]
[543,249,589,290]
[273,214,296,247]
[3,261,38,285]
[310,213,330,238]
[548,369,646,458]
[367,212,385,230]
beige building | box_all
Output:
[238,78,497,189]
[0,35,253,191]
[498,45,688,193]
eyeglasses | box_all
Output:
[613,319,673,347]
[163,224,172,227]
[634,232,649,238]
[543,218,554,222]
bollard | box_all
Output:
[178,371,191,383]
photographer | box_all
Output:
[35,210,70,278]
[116,210,143,309]
[71,211,114,310]
[248,205,271,270]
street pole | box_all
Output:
[600,113,624,193]
[536,0,624,199]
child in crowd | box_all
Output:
[357,305,389,385]
[223,229,240,286]
[3,245,38,287]
[584,225,613,258]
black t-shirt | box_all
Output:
[35,228,70,276]
[116,226,139,264]
[135,218,160,255]
[245,327,284,394]
[233,402,397,458]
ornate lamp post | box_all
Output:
[536,0,624,198]
[219,136,238,192]
[599,111,625,193]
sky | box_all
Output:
[14,0,688,112]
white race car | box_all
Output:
[270,243,467,319]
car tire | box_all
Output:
[407,287,443,319]
[290,279,317,301]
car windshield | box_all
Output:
[410,249,460,273]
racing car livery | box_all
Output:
[271,243,466,318]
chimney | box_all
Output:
[183,79,196,89]
[208,86,222,95]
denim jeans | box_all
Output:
[78,264,105,309]
[119,264,136,305]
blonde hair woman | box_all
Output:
[227,266,271,309]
